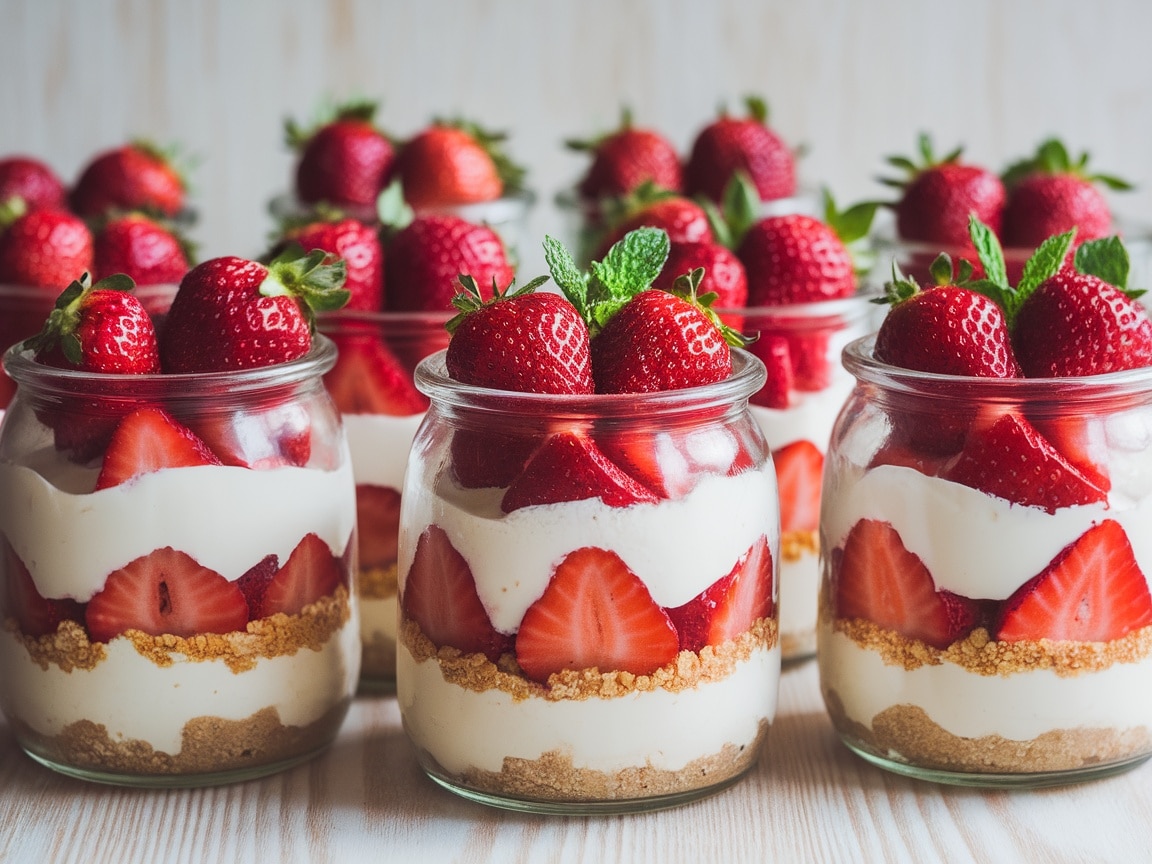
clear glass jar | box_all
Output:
[0,336,359,787]
[397,349,781,814]
[319,309,451,691]
[818,334,1152,787]
[719,296,877,662]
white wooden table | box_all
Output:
[2,659,1148,864]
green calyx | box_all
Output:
[445,273,550,335]
[259,244,351,330]
[1001,138,1132,191]
[23,273,137,365]
[284,97,383,150]
[668,267,752,349]
[878,132,964,193]
[599,179,680,227]
[564,106,635,153]
[0,195,29,229]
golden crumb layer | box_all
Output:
[357,562,398,601]
[781,530,818,564]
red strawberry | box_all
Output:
[1001,139,1128,249]
[880,134,1005,246]
[95,406,221,490]
[594,186,714,258]
[3,542,85,637]
[85,546,249,642]
[92,213,191,286]
[384,214,514,312]
[446,274,594,394]
[401,524,511,661]
[449,427,539,490]
[501,431,658,513]
[652,240,748,309]
[684,95,796,204]
[997,520,1152,643]
[941,412,1107,513]
[834,519,980,650]
[747,333,793,409]
[773,440,823,534]
[1028,414,1110,493]
[160,249,349,373]
[356,485,402,570]
[70,142,186,218]
[0,156,67,211]
[568,111,682,201]
[186,401,312,470]
[235,554,280,614]
[395,120,524,210]
[514,546,679,682]
[0,205,93,289]
[665,535,773,653]
[287,100,395,210]
[277,217,383,311]
[323,331,428,415]
[597,424,744,499]
[251,532,345,618]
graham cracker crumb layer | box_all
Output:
[781,628,816,660]
[357,563,398,601]
[360,630,397,681]
[4,619,107,672]
[781,530,818,564]
[400,616,778,702]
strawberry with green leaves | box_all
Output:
[287,100,395,210]
[567,109,682,202]
[70,141,187,219]
[394,119,525,210]
[0,200,93,290]
[652,240,747,310]
[592,181,714,258]
[0,155,67,212]
[92,213,192,285]
[274,214,383,311]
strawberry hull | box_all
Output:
[817,335,1152,787]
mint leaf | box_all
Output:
[543,235,590,319]
[1016,230,1075,303]
[590,226,669,300]
[969,216,1008,290]
[1074,236,1129,291]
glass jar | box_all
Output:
[319,309,451,691]
[719,295,877,662]
[0,335,359,787]
[818,334,1152,787]
[396,349,781,814]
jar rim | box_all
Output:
[715,291,881,319]
[318,308,454,328]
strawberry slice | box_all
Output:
[401,524,511,661]
[773,440,823,533]
[515,546,679,682]
[449,428,540,489]
[324,332,430,416]
[235,554,280,615]
[356,484,401,569]
[2,542,85,637]
[253,532,345,619]
[996,520,1152,643]
[500,431,659,513]
[1027,414,1111,494]
[597,425,741,499]
[95,406,221,490]
[941,412,1107,513]
[748,333,792,409]
[867,435,951,476]
[834,519,980,650]
[85,546,249,642]
[189,402,312,469]
[665,535,774,653]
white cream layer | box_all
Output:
[749,378,852,452]
[779,552,819,645]
[360,595,398,646]
[342,412,425,489]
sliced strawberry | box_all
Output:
[941,413,1107,513]
[235,554,279,615]
[996,520,1152,643]
[1028,414,1111,494]
[500,431,659,513]
[834,519,980,650]
[597,425,742,499]
[357,484,401,569]
[784,328,834,392]
[95,406,221,490]
[515,546,679,682]
[323,332,429,416]
[401,524,511,661]
[773,440,823,534]
[85,546,249,642]
[867,436,950,476]
[747,333,792,409]
[189,402,312,469]
[253,532,345,619]
[449,428,540,489]
[3,542,85,637]
[666,535,774,653]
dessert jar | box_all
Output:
[720,295,877,662]
[318,309,451,690]
[818,335,1152,787]
[396,349,781,814]
[0,336,359,787]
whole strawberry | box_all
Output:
[287,100,395,209]
[684,95,796,204]
[593,182,714,258]
[160,248,349,373]
[275,216,382,311]
[395,119,524,210]
[568,110,682,201]
[70,141,187,218]
[1001,139,1130,249]
[652,240,747,309]
[92,213,191,285]
[446,274,594,394]
[0,202,93,289]
[0,156,67,211]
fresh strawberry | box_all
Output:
[834,518,980,650]
[95,406,221,490]
[276,217,382,311]
[880,133,1005,246]
[324,331,428,414]
[665,535,773,653]
[514,546,679,682]
[70,141,186,218]
[0,156,67,211]
[445,274,595,394]
[287,100,395,210]
[501,430,658,513]
[251,532,345,618]
[160,249,349,373]
[91,213,191,286]
[401,524,511,661]
[593,184,714,258]
[1027,414,1110,493]
[0,204,93,289]
[567,110,682,201]
[941,412,1107,513]
[3,542,85,637]
[85,546,249,642]
[652,240,748,309]
[1001,139,1129,249]
[449,427,539,490]
[597,424,743,499]
[356,485,402,570]
[684,95,796,204]
[186,401,312,470]
[394,119,525,210]
[997,520,1152,643]
[773,440,823,534]
[747,333,793,409]
[384,214,514,312]
[235,554,280,614]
